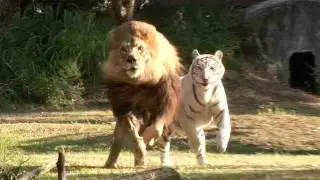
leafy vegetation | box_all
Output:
[0,3,243,108]
[139,4,242,66]
[0,8,111,108]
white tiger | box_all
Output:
[159,49,231,166]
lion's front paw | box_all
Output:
[134,163,147,169]
[104,162,118,169]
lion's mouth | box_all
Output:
[130,67,138,71]
[126,66,141,78]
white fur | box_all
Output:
[160,50,231,166]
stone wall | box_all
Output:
[245,0,320,89]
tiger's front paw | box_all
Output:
[216,139,228,153]
[161,158,173,167]
[197,154,209,165]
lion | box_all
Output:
[102,20,184,168]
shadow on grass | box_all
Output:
[0,116,115,124]
[18,133,115,153]
[224,72,320,117]
[18,132,140,153]
[0,101,111,114]
[179,168,320,180]
[47,167,320,180]
[229,99,320,117]
[3,164,320,180]
[18,125,320,155]
[169,127,320,155]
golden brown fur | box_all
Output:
[103,20,184,168]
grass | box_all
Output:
[0,106,319,179]
[1,2,320,180]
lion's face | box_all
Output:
[118,37,152,79]
[104,21,181,84]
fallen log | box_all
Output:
[112,167,181,180]
[17,162,56,180]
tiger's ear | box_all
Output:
[214,50,223,61]
[192,49,200,59]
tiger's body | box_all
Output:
[160,49,231,166]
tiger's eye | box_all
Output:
[138,45,144,53]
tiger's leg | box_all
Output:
[181,121,208,165]
[127,114,147,168]
[194,128,208,165]
[215,108,231,153]
[158,128,173,166]
[104,117,128,168]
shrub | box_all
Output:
[138,3,241,68]
[0,7,110,107]
[0,3,245,108]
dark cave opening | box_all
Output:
[289,51,318,94]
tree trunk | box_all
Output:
[0,0,20,27]
[111,0,135,24]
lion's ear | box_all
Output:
[214,50,223,61]
[192,49,200,59]
[107,28,116,42]
[107,27,120,49]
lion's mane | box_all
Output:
[103,20,184,136]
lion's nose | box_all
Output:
[127,56,137,64]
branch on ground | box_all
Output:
[113,167,181,180]
[17,147,67,180]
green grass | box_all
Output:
[0,109,319,179]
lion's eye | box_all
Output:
[121,46,126,52]
[138,45,144,53]
[210,67,215,71]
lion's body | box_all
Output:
[103,20,183,168]
[162,49,231,165]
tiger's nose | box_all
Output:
[203,78,209,83]
[127,55,137,64]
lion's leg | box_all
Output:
[215,108,231,153]
[104,118,128,168]
[127,114,147,168]
[141,118,164,143]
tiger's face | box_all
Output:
[190,49,225,88]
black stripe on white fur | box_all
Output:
[214,109,225,127]
[192,84,206,107]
